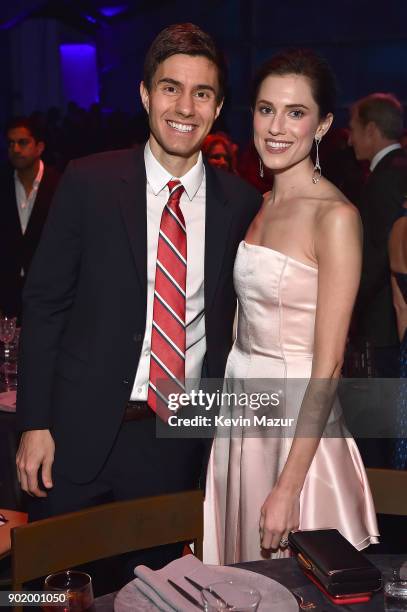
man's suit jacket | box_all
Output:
[16,147,262,482]
[0,164,60,317]
[355,147,407,347]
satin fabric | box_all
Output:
[204,241,379,564]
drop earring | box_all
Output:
[312,136,322,184]
[259,157,264,178]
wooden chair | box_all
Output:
[11,489,203,595]
[0,509,28,559]
[366,468,407,516]
[0,509,28,587]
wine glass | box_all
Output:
[0,313,17,390]
[43,570,94,611]
[384,579,407,611]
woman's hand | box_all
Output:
[259,484,300,550]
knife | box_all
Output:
[184,576,231,608]
[167,578,204,610]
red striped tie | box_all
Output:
[147,180,186,418]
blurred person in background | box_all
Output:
[202,131,237,173]
[0,117,60,319]
[349,94,407,380]
[389,201,407,469]
[348,93,407,468]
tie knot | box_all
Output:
[167,180,184,199]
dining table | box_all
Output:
[94,553,407,611]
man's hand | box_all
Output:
[16,430,55,497]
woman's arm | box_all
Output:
[389,217,407,341]
[390,274,407,341]
[260,203,362,550]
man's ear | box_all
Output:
[38,141,45,156]
[140,81,150,114]
[365,121,377,138]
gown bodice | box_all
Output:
[229,241,318,380]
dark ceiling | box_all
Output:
[1,0,407,43]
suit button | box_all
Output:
[122,379,129,385]
[134,333,143,342]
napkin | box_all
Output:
[134,554,232,612]
[0,390,16,412]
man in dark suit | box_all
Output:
[16,22,261,548]
[349,93,407,468]
[0,117,60,318]
[349,93,407,378]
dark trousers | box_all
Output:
[356,344,400,468]
[373,345,400,379]
[27,418,206,591]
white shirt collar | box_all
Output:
[14,159,44,187]
[370,143,401,172]
[144,142,204,201]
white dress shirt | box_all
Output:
[14,160,44,234]
[131,143,206,400]
[370,143,401,172]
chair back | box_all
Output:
[11,489,203,593]
[366,468,407,515]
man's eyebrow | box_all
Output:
[194,84,217,94]
[256,99,309,110]
[157,78,216,94]
[157,78,182,87]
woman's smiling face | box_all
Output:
[253,73,325,172]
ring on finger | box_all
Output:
[279,536,289,547]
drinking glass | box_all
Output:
[201,581,261,611]
[0,314,17,390]
[43,570,94,611]
[384,579,407,611]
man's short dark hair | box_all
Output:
[6,116,45,143]
[353,94,404,140]
[143,23,226,103]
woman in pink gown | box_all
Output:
[204,50,379,564]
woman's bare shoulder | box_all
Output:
[313,179,360,226]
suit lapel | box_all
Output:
[204,162,234,315]
[118,147,148,296]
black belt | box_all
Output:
[123,401,155,422]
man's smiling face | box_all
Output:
[140,53,223,168]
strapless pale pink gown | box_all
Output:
[204,241,379,564]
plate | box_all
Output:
[114,565,297,611]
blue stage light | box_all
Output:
[59,44,99,108]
